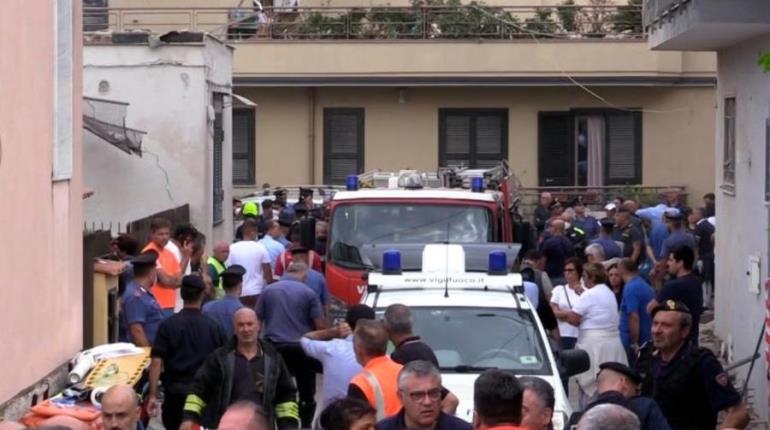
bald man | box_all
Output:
[539,218,575,283]
[208,241,231,299]
[182,309,300,430]
[101,384,141,430]
[219,401,269,430]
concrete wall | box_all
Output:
[235,85,715,201]
[0,0,83,403]
[713,33,770,423]
[83,37,234,244]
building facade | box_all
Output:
[0,0,84,405]
[647,0,770,423]
[83,33,235,243]
[89,0,718,204]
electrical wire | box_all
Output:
[468,5,695,115]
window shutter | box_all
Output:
[212,94,225,224]
[324,108,365,185]
[606,112,641,185]
[445,115,471,155]
[232,109,255,185]
[439,109,507,168]
[538,112,574,186]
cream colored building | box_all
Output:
[0,0,83,407]
[91,0,716,203]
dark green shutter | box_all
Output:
[324,108,365,185]
[538,112,574,186]
[605,112,642,185]
[232,109,255,186]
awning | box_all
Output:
[83,96,146,156]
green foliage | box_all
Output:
[525,7,558,36]
[612,0,643,34]
[295,12,347,38]
[758,52,770,73]
[557,0,578,33]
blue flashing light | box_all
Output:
[346,175,359,191]
[488,250,508,276]
[382,249,402,275]
[471,176,484,193]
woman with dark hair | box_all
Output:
[607,261,624,308]
[550,257,585,351]
[319,397,376,430]
[565,262,627,408]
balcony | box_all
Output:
[644,0,770,51]
[84,4,716,84]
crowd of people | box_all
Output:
[92,186,752,430]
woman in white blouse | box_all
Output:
[566,262,628,408]
[550,257,585,351]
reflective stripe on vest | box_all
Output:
[362,370,386,421]
[207,256,225,294]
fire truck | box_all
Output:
[326,162,528,304]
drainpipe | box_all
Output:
[308,87,317,183]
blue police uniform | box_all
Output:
[120,281,165,345]
[591,237,622,260]
[202,296,244,339]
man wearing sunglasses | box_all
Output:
[377,360,471,430]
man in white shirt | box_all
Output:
[226,218,273,308]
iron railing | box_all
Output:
[83,4,644,41]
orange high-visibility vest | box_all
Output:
[350,356,403,420]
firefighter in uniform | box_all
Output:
[634,300,750,430]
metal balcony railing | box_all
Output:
[83,4,644,41]
[642,0,689,28]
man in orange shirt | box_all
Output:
[348,320,403,421]
[143,218,191,316]
[473,370,526,430]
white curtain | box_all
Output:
[586,116,605,187]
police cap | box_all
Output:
[600,217,615,228]
[300,187,314,198]
[273,189,287,197]
[182,274,206,290]
[651,299,691,319]
[131,251,158,268]
[221,264,247,278]
[599,361,642,385]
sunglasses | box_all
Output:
[405,388,442,402]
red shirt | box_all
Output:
[274,250,322,276]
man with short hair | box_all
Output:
[383,304,460,415]
[635,301,749,430]
[584,243,605,264]
[301,305,374,411]
[377,361,470,430]
[275,224,322,276]
[100,384,141,430]
[203,265,246,338]
[218,401,269,430]
[349,320,404,420]
[689,207,715,307]
[646,246,703,345]
[539,219,575,284]
[181,308,300,429]
[519,250,553,299]
[260,220,286,271]
[147,275,228,430]
[703,193,716,218]
[257,262,325,427]
[572,199,599,241]
[659,210,696,262]
[120,251,164,347]
[226,218,273,308]
[282,247,328,311]
[617,259,654,362]
[576,404,640,430]
[613,207,644,265]
[518,377,554,430]
[591,218,623,260]
[534,192,553,234]
[207,241,230,299]
[472,370,526,430]
[142,218,185,316]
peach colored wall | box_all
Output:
[0,1,83,402]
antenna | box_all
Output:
[444,223,450,298]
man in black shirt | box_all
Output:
[689,207,715,307]
[646,247,703,346]
[148,275,228,430]
[538,219,575,284]
[383,304,459,414]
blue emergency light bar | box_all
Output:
[382,249,402,275]
[346,175,360,191]
[488,250,508,275]
[471,176,484,192]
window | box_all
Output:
[324,108,365,185]
[232,109,256,185]
[723,97,736,189]
[212,93,225,224]
[538,110,642,186]
[439,109,508,169]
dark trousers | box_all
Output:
[162,392,186,430]
[272,342,322,428]
[240,294,260,309]
[559,336,578,393]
